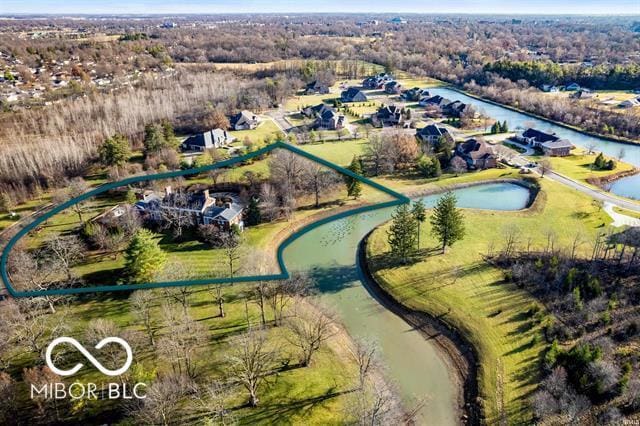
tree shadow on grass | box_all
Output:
[235,387,353,424]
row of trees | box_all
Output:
[387,192,466,264]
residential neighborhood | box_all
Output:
[0,8,639,426]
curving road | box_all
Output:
[545,170,640,213]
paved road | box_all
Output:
[499,140,640,219]
[265,108,292,133]
[544,170,640,213]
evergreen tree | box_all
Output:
[502,120,509,133]
[246,197,262,226]
[99,134,131,167]
[143,123,167,154]
[490,122,499,134]
[161,119,180,149]
[345,156,363,199]
[411,199,427,249]
[124,229,167,283]
[432,156,442,177]
[125,189,137,205]
[594,152,605,169]
[387,204,418,263]
[430,191,466,253]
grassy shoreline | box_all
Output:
[364,176,613,423]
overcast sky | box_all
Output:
[1,0,638,15]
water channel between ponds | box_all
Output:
[429,87,640,201]
[283,182,531,425]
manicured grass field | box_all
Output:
[285,93,338,112]
[229,118,282,144]
[613,206,640,220]
[299,139,368,166]
[534,150,636,186]
[366,177,612,424]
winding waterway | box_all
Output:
[429,87,640,200]
[283,183,530,425]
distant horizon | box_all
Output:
[1,0,638,16]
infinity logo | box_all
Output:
[45,337,133,377]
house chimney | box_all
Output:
[164,186,172,197]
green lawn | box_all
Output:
[366,177,612,424]
[299,139,368,166]
[613,206,640,220]
[229,118,282,145]
[6,278,357,424]
[530,149,636,187]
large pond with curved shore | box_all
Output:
[283,182,531,425]
[429,87,640,200]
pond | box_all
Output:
[283,182,531,425]
[429,87,640,200]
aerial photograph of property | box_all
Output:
[0,0,639,424]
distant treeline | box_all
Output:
[484,60,640,90]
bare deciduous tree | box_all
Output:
[157,304,207,379]
[126,372,193,426]
[286,306,336,367]
[226,328,276,407]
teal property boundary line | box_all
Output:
[0,141,409,298]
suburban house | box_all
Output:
[316,107,345,130]
[421,95,452,109]
[416,124,454,146]
[301,103,345,130]
[541,84,560,93]
[91,204,133,226]
[453,139,498,170]
[539,139,574,157]
[403,87,429,102]
[515,128,574,156]
[619,98,640,108]
[230,110,259,130]
[443,100,476,118]
[565,82,581,91]
[384,81,402,94]
[341,87,368,102]
[182,129,234,151]
[570,89,595,100]
[362,73,393,89]
[135,187,244,230]
[372,105,404,127]
[302,103,329,117]
[305,80,330,94]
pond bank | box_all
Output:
[446,86,640,148]
[358,232,480,424]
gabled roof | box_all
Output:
[341,87,366,100]
[319,108,340,120]
[542,139,574,150]
[376,104,402,118]
[231,110,257,126]
[456,139,495,160]
[417,124,449,138]
[522,128,559,143]
[306,80,328,90]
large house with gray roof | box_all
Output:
[515,128,574,156]
[341,87,368,103]
[181,129,234,151]
[135,187,244,230]
[230,110,259,130]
